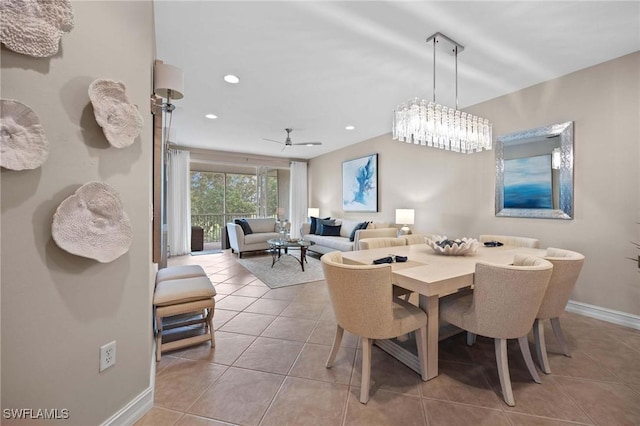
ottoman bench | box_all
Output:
[153,266,216,361]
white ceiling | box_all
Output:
[154,1,640,160]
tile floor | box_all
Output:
[137,250,640,426]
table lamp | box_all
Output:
[396,209,414,235]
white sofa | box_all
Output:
[226,218,285,258]
[301,219,398,254]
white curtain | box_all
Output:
[289,161,308,238]
[167,148,191,256]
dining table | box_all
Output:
[340,243,546,380]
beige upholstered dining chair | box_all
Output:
[440,255,553,406]
[533,248,585,374]
[358,237,407,250]
[479,234,541,248]
[398,234,435,245]
[358,237,412,300]
[321,251,428,404]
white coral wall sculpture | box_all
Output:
[52,182,133,263]
[88,79,144,148]
[0,99,49,170]
[0,0,74,58]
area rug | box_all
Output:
[238,254,325,289]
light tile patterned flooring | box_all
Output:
[137,250,640,426]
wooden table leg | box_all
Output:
[419,294,439,380]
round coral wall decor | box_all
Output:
[0,99,49,170]
[88,79,144,148]
[52,182,133,263]
[0,0,74,58]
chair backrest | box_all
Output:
[358,237,406,250]
[537,248,585,319]
[467,255,553,338]
[398,234,435,245]
[479,234,541,248]
[320,251,396,338]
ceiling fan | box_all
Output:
[263,128,322,150]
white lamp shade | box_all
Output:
[308,208,320,218]
[395,209,415,225]
[154,62,184,100]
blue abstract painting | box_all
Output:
[342,154,378,212]
[504,155,552,209]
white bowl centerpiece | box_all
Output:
[426,235,480,256]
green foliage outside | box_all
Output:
[190,171,279,242]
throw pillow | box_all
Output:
[234,218,253,235]
[315,218,335,235]
[349,221,370,242]
[319,223,341,237]
[309,216,330,234]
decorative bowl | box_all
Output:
[426,235,480,256]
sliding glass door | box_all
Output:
[190,169,280,244]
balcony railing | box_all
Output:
[191,213,276,243]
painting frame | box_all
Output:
[342,153,378,212]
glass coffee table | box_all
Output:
[267,238,316,272]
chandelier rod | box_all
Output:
[432,35,436,104]
[427,32,465,110]
[455,44,458,110]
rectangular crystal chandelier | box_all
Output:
[392,32,492,153]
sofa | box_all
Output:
[226,218,288,258]
[301,219,398,254]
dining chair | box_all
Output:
[358,237,407,250]
[440,255,553,406]
[398,233,435,245]
[533,247,585,374]
[321,251,428,404]
[358,237,412,300]
[479,234,541,248]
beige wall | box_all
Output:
[1,1,155,424]
[309,52,640,316]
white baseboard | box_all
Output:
[566,300,640,330]
[101,345,156,426]
[100,386,153,426]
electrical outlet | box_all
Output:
[99,341,116,372]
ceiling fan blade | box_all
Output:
[292,141,322,146]
[262,138,284,144]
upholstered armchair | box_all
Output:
[440,255,553,406]
[320,251,428,404]
[533,248,585,373]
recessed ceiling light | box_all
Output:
[345,125,355,130]
[205,114,218,119]
[223,74,239,84]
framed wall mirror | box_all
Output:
[495,121,574,219]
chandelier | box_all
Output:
[392,32,492,153]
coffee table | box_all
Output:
[267,238,316,272]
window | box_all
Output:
[190,170,279,243]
